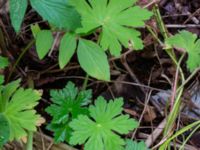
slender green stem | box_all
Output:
[176,67,200,93]
[146,25,163,46]
[26,131,33,150]
[152,5,187,145]
[153,5,169,39]
[82,74,89,90]
[163,54,185,136]
[153,3,186,94]
[179,123,200,150]
[153,4,177,62]
[7,40,35,82]
[159,120,200,149]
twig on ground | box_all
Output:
[174,1,199,24]
[184,8,200,24]
[48,32,60,57]
[145,118,167,147]
[131,90,153,139]
[170,63,179,111]
[165,24,200,28]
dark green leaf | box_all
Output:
[50,81,78,105]
[47,123,72,143]
[46,81,92,143]
[9,0,28,32]
[30,0,81,31]
[0,114,10,147]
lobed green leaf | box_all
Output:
[46,81,92,143]
[69,97,138,150]
[167,30,200,72]
[70,0,152,56]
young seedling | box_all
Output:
[0,79,42,147]
[46,81,92,143]
[32,0,152,81]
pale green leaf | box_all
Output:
[69,97,138,150]
[167,30,200,71]
[59,33,77,69]
[9,0,28,32]
[0,80,42,140]
[0,56,9,69]
[0,79,21,112]
[36,30,54,59]
[30,0,81,30]
[77,39,110,81]
[70,0,152,56]
[31,24,41,38]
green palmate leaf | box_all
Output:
[69,97,138,150]
[59,33,77,69]
[0,80,42,141]
[77,39,110,81]
[0,79,21,112]
[9,0,28,32]
[30,0,81,31]
[0,114,10,147]
[46,81,92,143]
[125,139,150,150]
[0,56,9,69]
[36,30,54,59]
[70,0,152,56]
[167,30,200,72]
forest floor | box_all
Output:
[0,0,200,150]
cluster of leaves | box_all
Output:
[46,81,92,143]
[0,79,42,147]
[7,1,151,148]
[9,0,152,81]
[166,30,200,72]
[46,81,139,150]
